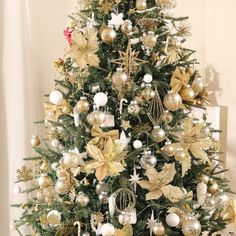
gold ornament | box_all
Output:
[61,152,84,169]
[55,179,71,195]
[111,41,147,77]
[163,91,182,111]
[44,101,69,121]
[40,160,50,172]
[161,110,173,124]
[179,86,195,102]
[143,31,157,48]
[38,175,52,188]
[85,138,127,181]
[16,166,33,182]
[128,101,140,116]
[68,27,99,68]
[176,20,192,38]
[193,87,211,107]
[96,182,109,195]
[77,97,90,113]
[39,215,48,225]
[147,87,165,124]
[151,126,166,143]
[138,18,160,31]
[61,103,71,114]
[138,163,187,202]
[172,117,211,177]
[112,68,128,91]
[198,174,210,184]
[182,217,201,236]
[153,223,165,235]
[30,135,41,147]
[121,20,133,35]
[101,26,117,44]
[136,0,147,10]
[121,120,131,131]
[197,182,207,206]
[87,111,106,126]
[99,192,109,204]
[141,84,155,101]
[113,188,136,213]
[209,182,219,194]
[162,141,175,156]
[76,192,90,207]
[99,0,121,14]
[47,210,61,225]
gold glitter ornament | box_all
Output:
[87,110,106,126]
[77,97,90,113]
[38,175,52,188]
[16,166,33,182]
[143,31,157,49]
[136,0,147,10]
[30,135,41,147]
[153,223,165,235]
[101,26,117,44]
[163,91,182,111]
[121,20,133,35]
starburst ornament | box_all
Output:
[111,41,147,77]
[146,211,157,236]
[129,167,141,192]
[108,13,124,30]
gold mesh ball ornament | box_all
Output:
[113,188,136,213]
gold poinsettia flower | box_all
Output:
[138,163,187,202]
[85,138,127,181]
[68,27,99,68]
[173,117,211,176]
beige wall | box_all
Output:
[2,1,236,236]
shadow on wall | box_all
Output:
[0,1,10,236]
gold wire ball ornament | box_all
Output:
[77,97,90,113]
[121,20,133,35]
[182,217,201,236]
[100,26,117,44]
[163,91,182,111]
[87,110,106,126]
[136,0,147,11]
[113,188,136,213]
[31,135,41,147]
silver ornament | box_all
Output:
[140,150,157,168]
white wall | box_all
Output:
[2,1,236,236]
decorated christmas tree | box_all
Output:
[12,0,236,235]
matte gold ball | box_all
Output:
[77,97,90,113]
[209,182,219,194]
[136,0,147,10]
[38,175,52,188]
[164,91,182,111]
[153,223,165,235]
[151,126,166,143]
[143,31,157,48]
[101,26,117,44]
[112,69,128,91]
[121,20,133,35]
[31,135,41,147]
[180,86,195,101]
[161,110,173,124]
[87,111,106,126]
[174,148,186,161]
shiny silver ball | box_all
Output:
[140,150,157,168]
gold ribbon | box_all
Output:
[44,102,64,121]
[89,126,119,146]
[170,67,190,93]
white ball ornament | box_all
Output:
[133,140,143,149]
[143,74,153,83]
[166,213,180,227]
[49,90,63,105]
[94,92,108,107]
[100,223,115,236]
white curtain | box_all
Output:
[0,1,75,235]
